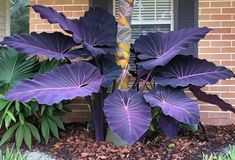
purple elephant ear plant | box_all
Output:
[1,5,235,145]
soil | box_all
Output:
[27,123,235,160]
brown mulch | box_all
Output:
[29,123,235,160]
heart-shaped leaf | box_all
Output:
[32,5,117,56]
[154,55,235,87]
[104,89,152,145]
[133,27,211,70]
[0,32,80,59]
[6,62,103,105]
[144,85,199,125]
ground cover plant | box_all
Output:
[203,145,235,160]
[0,4,234,147]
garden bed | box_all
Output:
[17,123,235,160]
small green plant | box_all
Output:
[0,146,28,160]
[203,145,235,160]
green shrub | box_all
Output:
[0,48,67,150]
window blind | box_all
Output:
[114,0,172,42]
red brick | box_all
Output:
[222,35,235,40]
[82,5,89,11]
[36,24,53,30]
[200,9,221,14]
[221,61,235,66]
[64,6,82,11]
[54,0,73,5]
[199,15,210,20]
[199,2,210,8]
[221,21,235,27]
[211,54,231,59]
[198,54,211,59]
[200,21,220,27]
[211,28,231,34]
[73,0,89,4]
[221,48,235,53]
[199,48,220,53]
[37,0,55,5]
[73,12,85,18]
[211,41,231,47]
[222,8,235,14]
[231,28,235,33]
[211,15,232,20]
[211,2,231,7]
[204,35,221,40]
[199,41,210,46]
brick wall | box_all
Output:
[29,0,235,125]
[199,0,235,125]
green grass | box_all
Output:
[203,145,235,160]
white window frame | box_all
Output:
[113,0,174,31]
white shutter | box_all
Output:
[114,0,173,41]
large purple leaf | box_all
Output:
[6,62,103,105]
[133,27,211,70]
[153,55,235,88]
[159,115,180,139]
[189,86,235,113]
[32,5,117,56]
[76,7,117,56]
[103,89,152,145]
[32,5,80,38]
[144,85,199,125]
[0,32,79,59]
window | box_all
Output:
[114,0,174,41]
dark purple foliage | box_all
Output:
[0,32,79,59]
[159,115,180,139]
[78,7,117,56]
[189,86,235,113]
[103,89,152,145]
[6,62,103,105]
[144,85,200,125]
[101,56,122,88]
[133,27,211,70]
[32,5,117,56]
[153,55,234,88]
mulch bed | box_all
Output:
[28,123,235,160]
